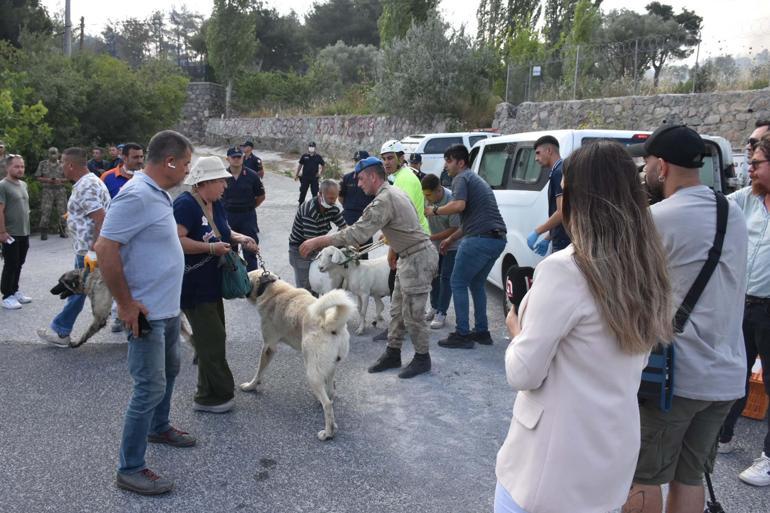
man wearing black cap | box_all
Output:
[240,140,264,179]
[622,125,748,513]
[295,142,325,204]
[222,147,265,271]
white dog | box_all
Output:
[316,246,391,335]
[240,269,356,441]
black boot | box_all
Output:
[368,346,401,373]
[438,331,475,349]
[398,352,431,379]
[40,231,48,241]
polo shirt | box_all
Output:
[243,154,263,174]
[289,197,346,246]
[87,159,107,176]
[392,165,429,234]
[100,172,184,321]
[101,167,132,198]
[298,153,325,182]
[451,168,507,237]
[223,167,265,212]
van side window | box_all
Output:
[469,135,487,147]
[511,148,542,183]
[477,143,512,188]
[423,136,463,154]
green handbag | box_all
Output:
[192,192,252,299]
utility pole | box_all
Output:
[691,31,702,94]
[79,17,85,52]
[64,0,72,57]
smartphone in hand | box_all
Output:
[138,312,152,337]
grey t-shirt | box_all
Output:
[0,178,30,236]
[100,172,184,321]
[651,185,748,401]
[451,169,506,237]
[427,187,461,252]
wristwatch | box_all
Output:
[433,205,440,215]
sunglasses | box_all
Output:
[749,159,769,168]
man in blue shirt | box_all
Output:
[527,135,570,256]
[222,147,265,271]
[339,150,374,259]
[95,130,196,496]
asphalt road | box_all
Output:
[1,158,768,513]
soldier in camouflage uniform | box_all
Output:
[300,156,438,379]
[36,147,69,240]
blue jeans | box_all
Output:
[451,236,506,335]
[118,315,181,474]
[495,482,529,513]
[429,250,456,315]
[50,255,87,337]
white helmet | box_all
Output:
[380,139,404,155]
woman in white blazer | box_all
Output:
[495,141,673,513]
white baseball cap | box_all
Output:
[184,156,231,185]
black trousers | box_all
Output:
[1,236,29,299]
[298,179,319,204]
[720,302,770,453]
[226,209,259,272]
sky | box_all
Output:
[43,0,769,60]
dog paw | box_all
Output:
[317,429,335,441]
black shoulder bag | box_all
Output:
[638,191,728,412]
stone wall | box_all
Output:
[176,82,225,142]
[493,88,770,148]
[205,115,447,161]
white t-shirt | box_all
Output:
[651,185,748,401]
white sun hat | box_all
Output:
[185,156,231,186]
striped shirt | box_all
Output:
[289,197,347,247]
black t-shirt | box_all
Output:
[223,167,265,211]
[548,160,570,247]
[298,153,325,182]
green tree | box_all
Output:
[0,0,53,47]
[254,6,307,71]
[206,0,257,116]
[378,0,438,46]
[304,0,381,51]
[561,0,601,96]
[476,0,541,51]
[309,41,379,101]
[0,84,51,163]
[644,2,702,87]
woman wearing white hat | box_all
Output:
[173,156,258,413]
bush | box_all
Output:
[234,71,314,112]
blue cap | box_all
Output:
[409,153,422,164]
[241,140,254,148]
[353,150,370,161]
[227,147,243,157]
[354,156,383,174]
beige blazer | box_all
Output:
[496,248,647,513]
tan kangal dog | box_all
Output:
[240,269,356,441]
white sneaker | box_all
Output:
[717,440,736,454]
[36,328,71,347]
[425,309,436,322]
[739,452,770,486]
[13,291,31,304]
[430,313,447,329]
[2,297,22,310]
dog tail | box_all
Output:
[308,289,356,333]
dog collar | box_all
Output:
[255,272,278,297]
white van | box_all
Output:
[469,129,731,293]
[401,132,498,176]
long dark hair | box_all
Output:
[562,140,672,354]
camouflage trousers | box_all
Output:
[387,242,439,354]
[38,187,68,232]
